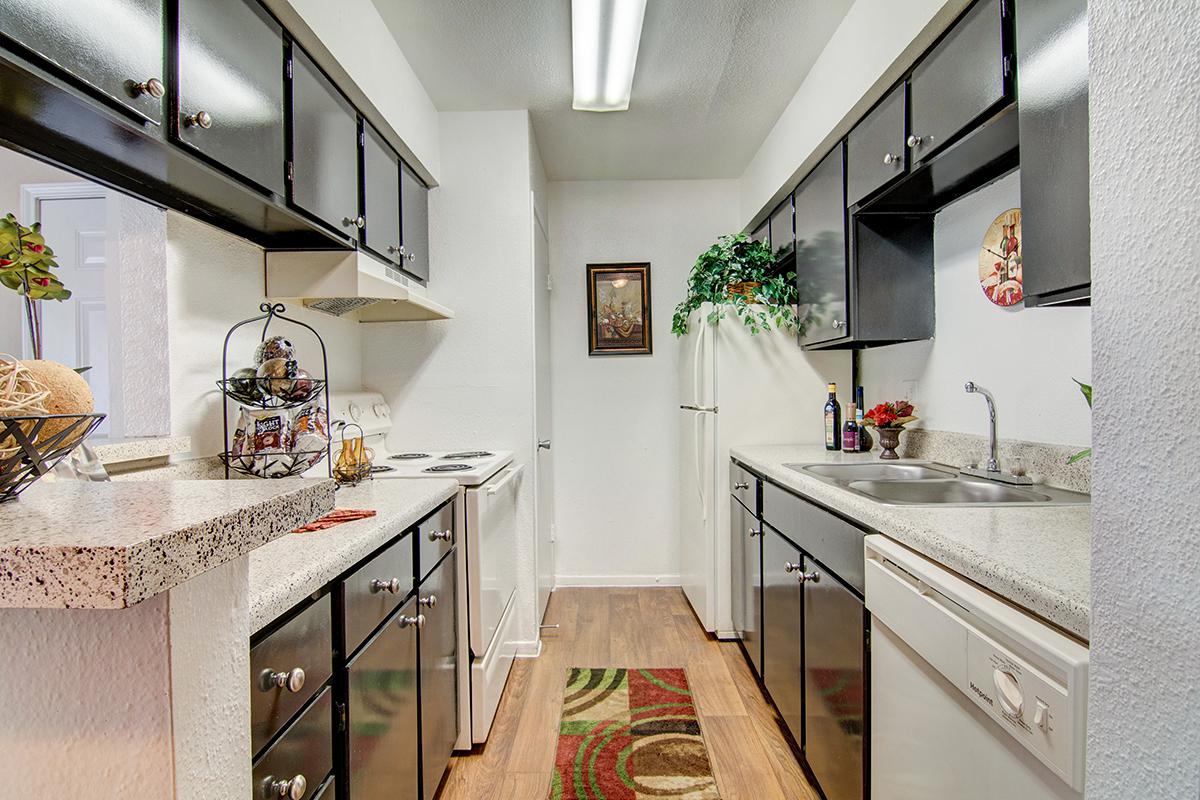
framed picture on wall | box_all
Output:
[586,263,652,356]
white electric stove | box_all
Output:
[315,392,524,750]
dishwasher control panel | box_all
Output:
[965,628,1074,783]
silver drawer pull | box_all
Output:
[264,773,307,799]
[883,152,902,165]
[399,613,426,629]
[259,667,305,694]
[799,571,821,584]
[784,561,801,573]
[370,578,402,594]
[428,529,453,542]
[419,594,438,609]
[734,481,750,490]
[184,110,213,129]
[132,77,165,98]
[748,527,762,538]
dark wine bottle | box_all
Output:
[843,403,860,452]
[855,386,871,452]
[824,383,842,451]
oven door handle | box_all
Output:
[485,464,525,495]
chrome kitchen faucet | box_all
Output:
[961,382,1033,486]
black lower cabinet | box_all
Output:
[348,596,421,800]
[761,525,803,745]
[420,551,459,800]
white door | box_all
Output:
[29,190,112,436]
[532,196,555,624]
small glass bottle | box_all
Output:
[824,383,842,451]
[843,403,860,452]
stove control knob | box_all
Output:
[348,402,361,421]
[993,668,1023,718]
[1034,699,1050,731]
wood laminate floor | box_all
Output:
[435,587,821,800]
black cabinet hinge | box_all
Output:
[286,161,294,183]
[1003,54,1013,78]
[1000,0,1008,18]
[286,58,293,80]
[337,701,347,733]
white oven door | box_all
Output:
[465,464,523,656]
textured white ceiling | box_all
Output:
[370,0,854,180]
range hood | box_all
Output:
[265,250,453,322]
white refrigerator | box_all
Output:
[678,304,851,636]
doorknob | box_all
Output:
[538,439,551,450]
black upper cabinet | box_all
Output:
[400,161,429,282]
[750,221,768,245]
[361,122,403,265]
[176,0,286,196]
[795,144,848,349]
[908,0,1011,165]
[290,46,360,240]
[1018,0,1090,306]
[768,194,795,262]
[846,83,907,207]
[0,0,165,124]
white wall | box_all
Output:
[547,179,739,585]
[1087,1,1200,797]
[861,172,1092,447]
[363,110,542,643]
[738,0,968,228]
[264,0,441,182]
[166,213,362,458]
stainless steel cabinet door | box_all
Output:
[348,597,420,800]
[252,686,333,800]
[803,557,865,800]
[762,525,803,744]
[731,499,763,677]
[0,0,164,123]
[768,194,794,261]
[291,47,360,239]
[846,83,906,206]
[420,550,459,800]
[177,0,286,195]
[1017,0,1090,304]
[908,0,1007,164]
[362,123,402,265]
[400,161,429,281]
[795,144,848,348]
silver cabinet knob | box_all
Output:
[784,561,801,573]
[265,773,307,799]
[734,481,750,490]
[419,594,438,609]
[405,252,416,262]
[399,613,426,629]
[133,77,165,98]
[260,667,305,694]
[748,527,762,538]
[538,439,552,450]
[883,152,901,165]
[184,110,213,129]
[386,244,401,255]
[370,578,402,594]
[799,571,821,584]
[428,529,453,542]
[906,134,923,148]
[831,319,845,329]
[342,215,365,229]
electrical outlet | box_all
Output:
[902,380,920,403]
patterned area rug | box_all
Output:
[549,667,720,799]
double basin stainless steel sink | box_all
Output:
[786,461,1090,507]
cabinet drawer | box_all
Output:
[250,594,332,756]
[762,481,865,594]
[729,461,758,514]
[252,685,333,800]
[846,82,907,206]
[344,532,415,658]
[417,500,455,581]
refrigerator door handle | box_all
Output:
[692,317,706,405]
[694,411,707,521]
[680,404,718,413]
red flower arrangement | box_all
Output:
[863,400,917,430]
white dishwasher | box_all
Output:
[864,535,1087,800]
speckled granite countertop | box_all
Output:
[249,478,458,633]
[731,444,1092,641]
[0,478,335,609]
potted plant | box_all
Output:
[0,213,70,359]
[671,233,807,336]
[862,400,918,460]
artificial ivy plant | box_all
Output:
[671,233,806,336]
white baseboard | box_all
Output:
[554,574,682,588]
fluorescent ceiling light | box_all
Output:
[572,0,648,112]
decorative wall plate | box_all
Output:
[979,208,1023,307]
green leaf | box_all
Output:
[1073,379,1092,408]
[1066,447,1092,464]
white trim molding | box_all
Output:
[554,574,682,588]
